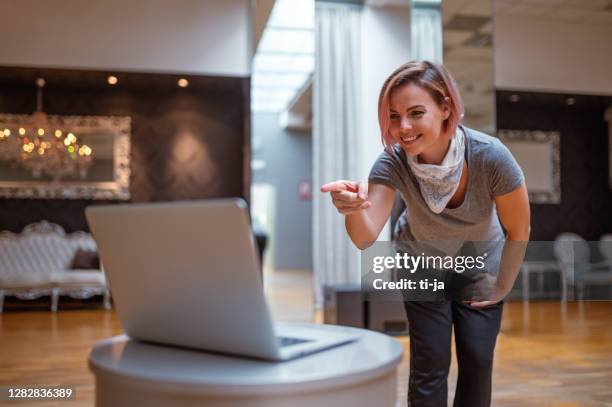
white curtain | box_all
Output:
[313,3,362,309]
[411,6,443,62]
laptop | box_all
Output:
[85,198,357,361]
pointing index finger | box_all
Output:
[320,181,357,193]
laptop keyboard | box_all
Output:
[277,336,312,347]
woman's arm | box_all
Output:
[321,180,396,250]
[469,183,531,308]
[496,183,531,241]
[345,183,396,249]
[494,183,531,293]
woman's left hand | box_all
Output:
[463,272,507,309]
[465,299,503,309]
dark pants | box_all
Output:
[403,300,503,407]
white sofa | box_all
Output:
[0,221,110,312]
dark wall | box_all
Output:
[496,90,612,241]
[0,67,249,233]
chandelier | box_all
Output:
[0,78,93,182]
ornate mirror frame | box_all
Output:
[498,129,561,204]
[0,115,130,200]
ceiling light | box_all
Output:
[177,78,189,88]
[258,29,314,54]
[107,76,118,85]
[267,0,314,29]
[252,72,309,88]
[253,54,314,73]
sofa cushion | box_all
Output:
[52,271,106,286]
[69,249,100,270]
[0,273,54,288]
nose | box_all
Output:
[400,117,413,131]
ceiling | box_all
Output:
[495,0,612,24]
[251,0,612,124]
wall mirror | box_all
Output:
[498,130,561,204]
[0,114,130,199]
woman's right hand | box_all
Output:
[320,180,371,215]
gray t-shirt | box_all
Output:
[368,126,524,268]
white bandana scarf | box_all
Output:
[406,128,466,214]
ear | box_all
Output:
[442,97,451,120]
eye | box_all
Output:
[411,111,424,117]
[390,113,400,120]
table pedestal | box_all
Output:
[89,324,403,407]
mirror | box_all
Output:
[498,130,561,204]
[0,115,130,199]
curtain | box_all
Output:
[312,3,362,309]
[411,5,443,62]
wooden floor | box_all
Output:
[1,269,612,407]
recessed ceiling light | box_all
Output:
[566,97,575,105]
[177,78,189,88]
[107,75,118,85]
[510,94,519,102]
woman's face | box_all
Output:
[389,83,450,163]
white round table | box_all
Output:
[88,323,403,407]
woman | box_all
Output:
[321,60,530,407]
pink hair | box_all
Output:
[377,60,464,151]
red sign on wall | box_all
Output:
[298,180,312,201]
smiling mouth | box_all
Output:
[400,134,422,144]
